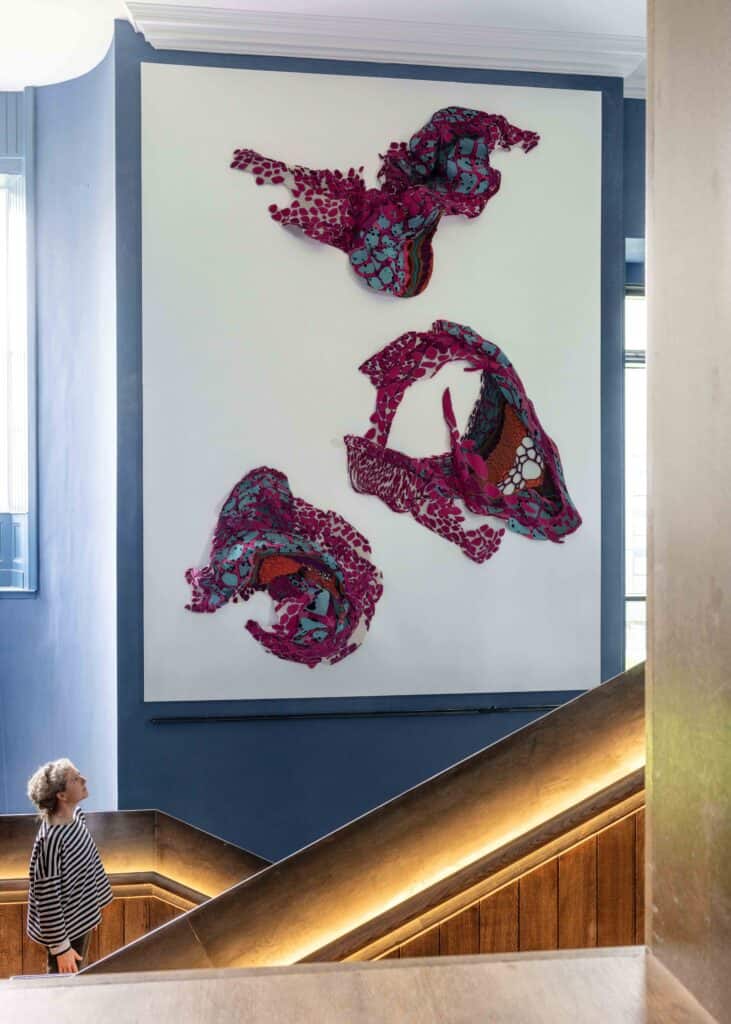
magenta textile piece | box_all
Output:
[344,321,582,563]
[185,467,383,668]
[231,106,539,298]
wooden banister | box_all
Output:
[84,664,645,974]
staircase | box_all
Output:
[82,664,644,974]
[0,810,268,976]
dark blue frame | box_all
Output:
[114,21,624,846]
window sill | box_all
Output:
[0,587,38,599]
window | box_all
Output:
[0,92,35,593]
[625,289,646,666]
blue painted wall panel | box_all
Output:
[0,52,117,813]
[623,98,646,239]
[125,697,582,862]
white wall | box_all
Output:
[141,63,601,700]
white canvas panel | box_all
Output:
[141,63,602,700]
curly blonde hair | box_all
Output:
[27,759,74,821]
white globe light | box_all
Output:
[1,0,130,91]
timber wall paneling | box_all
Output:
[379,808,645,959]
[0,896,188,977]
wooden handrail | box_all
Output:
[306,768,645,962]
[85,664,645,974]
[0,809,268,898]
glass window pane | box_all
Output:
[0,184,8,512]
[0,173,28,516]
[625,293,647,352]
[0,98,35,593]
[624,291,647,665]
[625,359,647,597]
[626,599,646,668]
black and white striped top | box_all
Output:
[27,807,113,954]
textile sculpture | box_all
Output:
[185,467,383,667]
[231,107,539,298]
[344,321,581,563]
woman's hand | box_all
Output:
[57,948,83,973]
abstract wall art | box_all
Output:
[142,64,601,698]
[231,107,539,298]
[185,467,383,668]
[345,320,581,562]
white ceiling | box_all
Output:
[139,0,646,39]
[2,0,646,94]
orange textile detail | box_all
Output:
[304,567,342,601]
[484,404,527,484]
[258,554,302,585]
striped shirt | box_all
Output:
[27,807,113,954]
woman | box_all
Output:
[26,758,113,974]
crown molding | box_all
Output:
[124,3,646,90]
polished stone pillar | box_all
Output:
[647,2,731,1019]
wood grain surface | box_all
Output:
[377,808,644,961]
[307,770,644,964]
[0,904,22,978]
[400,929,440,959]
[558,836,597,948]
[598,815,636,946]
[440,906,479,957]
[0,896,193,978]
[98,901,125,960]
[635,809,645,943]
[479,883,518,954]
[123,898,150,945]
[519,861,558,951]
[148,898,179,932]
[21,929,46,976]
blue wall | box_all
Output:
[623,98,646,288]
[113,22,622,862]
[623,99,646,238]
[121,696,584,863]
[0,52,117,813]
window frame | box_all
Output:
[0,89,37,597]
[624,281,646,666]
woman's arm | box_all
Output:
[31,835,71,956]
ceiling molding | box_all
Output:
[124,3,645,88]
